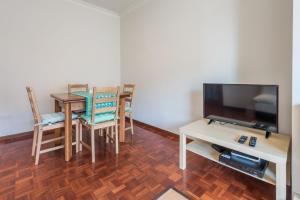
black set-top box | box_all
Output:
[219,150,269,178]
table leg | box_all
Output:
[180,132,186,170]
[119,98,126,143]
[64,103,72,161]
[276,162,286,200]
[54,100,62,145]
[179,133,186,170]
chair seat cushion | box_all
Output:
[81,112,115,125]
[41,112,78,125]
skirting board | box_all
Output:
[0,130,55,144]
[0,119,177,144]
[132,119,179,141]
[0,131,33,144]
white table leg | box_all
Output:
[276,162,286,200]
[180,132,186,169]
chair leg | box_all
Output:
[110,126,113,143]
[106,127,109,144]
[100,129,103,137]
[130,115,134,135]
[35,129,43,165]
[75,122,79,153]
[115,123,119,154]
[31,126,38,156]
[79,123,82,152]
[91,127,95,163]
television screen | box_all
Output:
[203,84,278,132]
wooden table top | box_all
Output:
[51,92,131,103]
[50,93,85,103]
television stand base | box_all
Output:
[179,119,291,200]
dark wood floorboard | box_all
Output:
[0,123,285,200]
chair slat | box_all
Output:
[95,97,117,104]
[40,145,64,154]
[94,107,117,114]
[41,136,65,144]
[94,87,118,94]
[68,84,89,93]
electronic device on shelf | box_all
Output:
[238,135,248,144]
[203,83,279,138]
[249,136,257,147]
[237,135,257,147]
[210,144,268,178]
[211,144,229,153]
[219,150,269,178]
[231,150,260,163]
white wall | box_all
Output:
[0,0,120,136]
[293,0,300,196]
[121,0,292,134]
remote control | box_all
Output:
[238,135,248,144]
[249,136,257,147]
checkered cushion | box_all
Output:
[41,112,77,125]
[81,112,116,125]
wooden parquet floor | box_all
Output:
[0,123,286,200]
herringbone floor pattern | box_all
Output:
[0,123,282,200]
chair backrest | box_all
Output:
[26,87,42,125]
[91,87,120,123]
[123,84,135,106]
[68,84,89,93]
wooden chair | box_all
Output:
[68,83,89,93]
[123,84,135,138]
[79,87,120,163]
[26,87,79,165]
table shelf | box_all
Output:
[186,140,276,185]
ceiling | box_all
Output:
[81,0,142,13]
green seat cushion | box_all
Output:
[41,112,78,125]
[81,112,115,125]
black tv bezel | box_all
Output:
[203,83,279,133]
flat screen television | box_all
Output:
[203,84,278,136]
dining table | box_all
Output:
[50,91,130,162]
